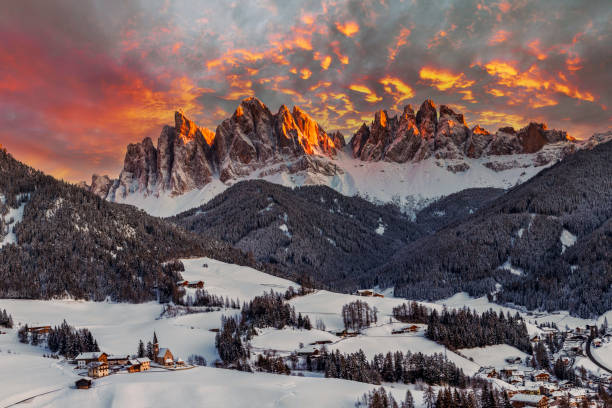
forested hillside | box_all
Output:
[171,180,424,289]
[376,140,612,317]
[0,148,258,302]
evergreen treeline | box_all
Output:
[392,303,531,352]
[0,309,13,328]
[215,291,313,368]
[241,290,312,330]
[342,300,378,331]
[426,308,531,352]
[356,388,415,408]
[311,349,471,387]
[16,320,100,358]
[180,288,240,309]
[0,148,279,303]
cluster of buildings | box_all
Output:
[74,352,151,378]
[478,324,612,408]
[73,343,184,389]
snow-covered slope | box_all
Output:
[1,257,610,406]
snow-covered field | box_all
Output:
[458,345,529,370]
[0,257,610,407]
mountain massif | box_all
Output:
[84,97,598,217]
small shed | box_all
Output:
[75,378,92,389]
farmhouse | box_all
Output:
[75,352,108,368]
[511,394,548,408]
[87,361,109,378]
[127,358,151,373]
[296,345,320,357]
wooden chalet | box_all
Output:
[127,358,151,372]
[27,325,51,335]
[511,394,548,408]
[188,281,204,289]
[309,340,333,345]
[355,289,384,298]
[75,352,108,368]
[534,371,551,382]
[481,367,498,378]
[107,355,130,366]
[75,378,92,389]
[87,361,109,378]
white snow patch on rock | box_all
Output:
[498,258,525,276]
[375,217,386,235]
[560,229,577,253]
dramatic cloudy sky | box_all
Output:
[1,0,610,181]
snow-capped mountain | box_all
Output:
[84,97,609,217]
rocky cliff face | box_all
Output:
[349,99,574,169]
[90,97,339,198]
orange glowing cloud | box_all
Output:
[489,30,510,45]
[419,67,474,91]
[484,60,594,103]
[300,68,312,80]
[527,40,547,60]
[389,27,411,60]
[335,21,359,37]
[349,84,382,103]
[379,77,414,109]
[321,55,332,70]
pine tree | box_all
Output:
[137,340,145,358]
[403,390,414,408]
[424,386,436,408]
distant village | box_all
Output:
[475,323,612,408]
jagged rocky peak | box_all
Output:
[175,110,215,145]
[350,99,574,164]
[415,99,438,140]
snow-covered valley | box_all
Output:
[1,257,610,407]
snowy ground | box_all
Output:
[0,257,610,406]
[21,365,426,408]
[458,345,529,370]
[591,340,612,371]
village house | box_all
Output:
[75,352,107,368]
[481,367,498,379]
[519,385,541,395]
[75,378,92,390]
[296,345,320,357]
[511,394,548,408]
[153,343,174,366]
[355,289,384,298]
[87,361,109,378]
[534,370,551,382]
[127,358,151,373]
[107,355,130,366]
[176,280,204,289]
